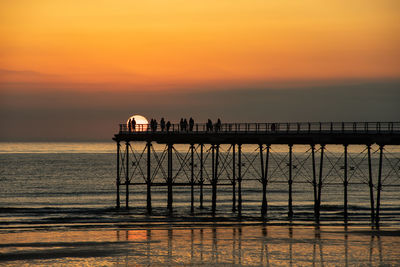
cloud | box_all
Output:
[0,69,60,78]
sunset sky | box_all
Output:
[1,0,399,140]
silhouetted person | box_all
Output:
[153,119,158,131]
[216,118,221,132]
[160,118,166,131]
[271,123,276,132]
[180,118,184,131]
[131,118,136,132]
[128,119,132,132]
[184,119,188,131]
[207,119,213,132]
[189,117,194,131]
[166,121,171,132]
[150,119,157,131]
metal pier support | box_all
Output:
[125,141,130,209]
[211,145,215,213]
[232,144,236,212]
[311,144,317,217]
[167,143,173,211]
[146,141,152,212]
[288,144,293,218]
[200,144,204,209]
[190,144,194,213]
[367,144,375,223]
[262,145,270,217]
[343,144,348,221]
[215,144,220,212]
[259,144,265,217]
[238,144,242,214]
[376,145,384,226]
[116,141,120,209]
[212,144,220,214]
[317,144,325,220]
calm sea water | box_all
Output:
[1,142,400,231]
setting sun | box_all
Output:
[127,114,149,131]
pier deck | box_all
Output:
[114,122,400,145]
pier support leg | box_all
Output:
[259,144,264,215]
[288,144,293,218]
[200,144,204,209]
[167,144,173,211]
[238,144,242,214]
[212,145,219,214]
[146,141,152,213]
[311,145,317,218]
[376,145,384,226]
[367,144,375,224]
[215,144,220,211]
[344,144,348,221]
[116,141,120,209]
[232,144,236,212]
[125,142,130,210]
[262,145,270,217]
[259,144,265,217]
[316,144,325,221]
[190,144,194,213]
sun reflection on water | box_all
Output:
[1,225,400,266]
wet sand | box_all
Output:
[1,224,400,266]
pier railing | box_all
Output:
[119,122,400,134]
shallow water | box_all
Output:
[1,225,400,266]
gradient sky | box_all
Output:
[0,0,399,140]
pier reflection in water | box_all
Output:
[115,225,400,266]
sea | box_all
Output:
[1,142,399,228]
[1,142,400,265]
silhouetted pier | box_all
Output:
[113,122,400,225]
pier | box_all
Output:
[113,121,400,224]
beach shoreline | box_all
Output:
[1,223,400,266]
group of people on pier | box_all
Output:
[149,118,172,132]
[206,118,222,132]
[127,118,136,132]
[179,117,194,131]
[127,117,223,132]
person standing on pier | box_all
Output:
[216,118,222,132]
[150,119,156,131]
[160,118,166,131]
[180,118,184,131]
[153,119,158,131]
[184,118,188,131]
[207,119,213,132]
[189,117,194,131]
[131,118,136,132]
[128,119,132,132]
[166,120,171,132]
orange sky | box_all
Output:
[1,0,399,91]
